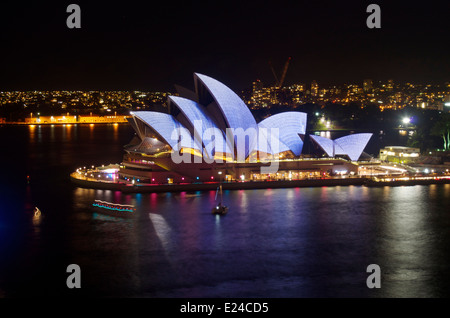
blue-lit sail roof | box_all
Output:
[194,73,258,157]
[131,111,201,151]
[309,133,372,161]
[258,112,307,156]
[309,135,336,157]
[168,96,232,158]
[334,133,372,161]
[250,126,290,155]
[127,73,316,161]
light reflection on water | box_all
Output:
[1,124,450,298]
[67,184,450,297]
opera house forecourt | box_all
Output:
[71,73,375,192]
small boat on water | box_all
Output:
[92,200,136,218]
[212,184,228,215]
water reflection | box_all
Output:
[28,125,36,143]
[113,123,119,140]
[68,174,450,297]
[37,125,42,143]
[4,124,449,297]
[32,207,42,227]
[50,124,55,142]
[89,124,95,138]
[377,186,437,297]
[148,213,173,253]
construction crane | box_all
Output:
[269,57,291,88]
[269,61,279,88]
[278,57,291,88]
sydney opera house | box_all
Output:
[118,73,372,184]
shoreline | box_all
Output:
[69,173,450,193]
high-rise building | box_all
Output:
[252,79,263,94]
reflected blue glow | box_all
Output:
[149,213,174,258]
[65,178,450,297]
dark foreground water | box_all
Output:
[0,124,449,298]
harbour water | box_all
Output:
[0,124,449,298]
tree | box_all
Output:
[431,113,450,150]
[407,128,424,149]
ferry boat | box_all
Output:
[92,200,136,218]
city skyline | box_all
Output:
[2,78,449,111]
[0,1,449,91]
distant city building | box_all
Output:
[379,146,420,164]
[252,79,263,94]
[250,80,275,108]
[311,80,319,97]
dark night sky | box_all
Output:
[0,0,449,92]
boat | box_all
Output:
[212,184,228,215]
[92,200,136,218]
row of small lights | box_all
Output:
[123,171,231,184]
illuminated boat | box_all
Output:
[92,200,136,218]
[212,202,228,215]
[212,185,228,215]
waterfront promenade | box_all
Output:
[70,170,450,193]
